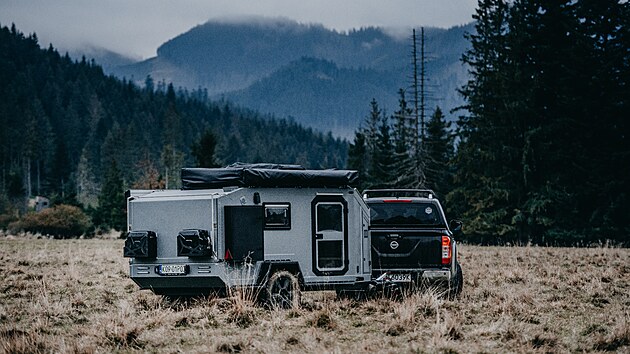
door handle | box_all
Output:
[315,233,323,239]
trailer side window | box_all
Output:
[264,204,291,230]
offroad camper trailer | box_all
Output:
[124,164,371,306]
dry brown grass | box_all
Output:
[1,237,628,353]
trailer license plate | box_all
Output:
[390,273,412,282]
[157,264,188,276]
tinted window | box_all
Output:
[317,204,343,232]
[369,202,443,226]
[264,204,290,229]
[317,240,343,268]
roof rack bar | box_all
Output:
[362,189,437,199]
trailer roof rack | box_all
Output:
[362,189,437,199]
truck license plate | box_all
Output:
[390,273,412,282]
[156,264,188,276]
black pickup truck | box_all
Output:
[363,189,463,297]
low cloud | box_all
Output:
[0,0,476,58]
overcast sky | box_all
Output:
[0,0,477,60]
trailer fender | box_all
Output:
[255,261,304,288]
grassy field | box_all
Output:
[0,237,628,353]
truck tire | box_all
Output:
[449,264,463,299]
[265,270,301,309]
[336,289,367,301]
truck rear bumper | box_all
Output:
[372,268,452,283]
[421,270,451,280]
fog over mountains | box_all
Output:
[106,18,472,137]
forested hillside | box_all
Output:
[0,24,347,217]
[110,19,472,135]
[227,57,402,137]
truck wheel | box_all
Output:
[336,289,367,301]
[384,282,404,300]
[449,264,463,299]
[265,270,301,309]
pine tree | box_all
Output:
[160,84,185,188]
[390,89,417,188]
[424,106,454,197]
[51,140,71,200]
[407,28,429,190]
[347,131,368,190]
[449,0,516,243]
[95,159,125,231]
[371,113,395,187]
[191,130,219,168]
[76,149,98,208]
[361,99,382,186]
[360,99,397,188]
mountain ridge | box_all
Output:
[109,18,473,135]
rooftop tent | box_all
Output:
[181,165,358,190]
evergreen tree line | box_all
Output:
[347,91,454,199]
[350,0,629,246]
[0,24,348,231]
[450,0,629,246]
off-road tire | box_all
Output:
[265,270,301,309]
[448,263,463,299]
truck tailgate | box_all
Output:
[370,229,443,269]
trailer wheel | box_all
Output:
[265,270,301,309]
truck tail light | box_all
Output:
[442,235,452,265]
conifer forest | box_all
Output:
[0,24,347,233]
[348,0,629,246]
[1,0,629,246]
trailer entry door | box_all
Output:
[224,206,264,262]
[311,195,348,275]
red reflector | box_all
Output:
[383,199,412,203]
[225,249,233,260]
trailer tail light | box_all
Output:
[123,230,157,258]
[442,235,452,265]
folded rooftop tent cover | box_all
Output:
[242,168,358,187]
[180,168,243,189]
[227,162,305,170]
[181,164,358,190]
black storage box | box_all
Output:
[123,230,157,258]
[177,229,213,257]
